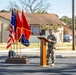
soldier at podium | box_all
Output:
[47,29,57,66]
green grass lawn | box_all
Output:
[0,43,40,50]
[0,42,76,50]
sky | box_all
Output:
[49,0,72,18]
[0,0,76,18]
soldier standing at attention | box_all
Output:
[47,29,57,66]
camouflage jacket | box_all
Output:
[47,34,57,48]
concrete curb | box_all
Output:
[61,55,76,58]
[0,48,76,58]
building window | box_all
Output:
[31,26,40,35]
[39,30,45,35]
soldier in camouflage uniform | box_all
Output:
[47,29,57,66]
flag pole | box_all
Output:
[14,9,17,55]
[15,9,19,56]
[15,10,22,56]
[10,41,12,50]
[19,28,23,56]
[10,41,12,57]
[16,41,18,55]
[20,35,22,56]
[16,27,18,56]
[13,41,15,52]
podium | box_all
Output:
[38,37,50,67]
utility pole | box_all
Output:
[72,0,75,50]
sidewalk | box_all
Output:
[0,48,76,57]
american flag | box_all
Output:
[6,10,16,49]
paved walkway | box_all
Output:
[0,56,76,75]
[0,48,76,75]
[0,48,76,57]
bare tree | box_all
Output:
[8,0,51,13]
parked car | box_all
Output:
[63,34,72,43]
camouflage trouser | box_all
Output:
[47,47,55,64]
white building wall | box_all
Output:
[45,27,64,44]
[0,17,64,43]
[0,17,9,42]
[55,26,64,43]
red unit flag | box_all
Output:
[22,10,31,40]
[15,11,22,41]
